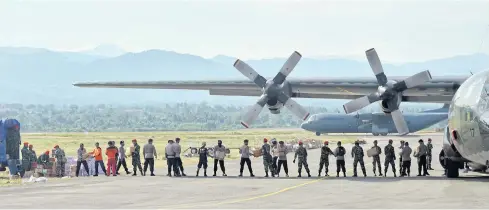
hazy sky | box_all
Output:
[1,0,488,62]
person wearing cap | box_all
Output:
[131,139,144,176]
[116,140,131,175]
[351,140,367,177]
[384,139,397,177]
[318,140,334,177]
[28,144,37,168]
[334,141,347,177]
[37,150,50,168]
[196,142,210,176]
[89,142,107,176]
[143,138,157,176]
[414,139,429,176]
[213,140,227,176]
[54,145,66,177]
[21,142,33,172]
[276,141,289,177]
[398,140,405,175]
[173,137,186,176]
[165,140,179,176]
[239,139,255,177]
[261,138,274,177]
[271,139,279,175]
[426,138,434,170]
[293,141,311,177]
[76,143,90,177]
[371,140,383,176]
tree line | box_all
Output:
[0,103,445,132]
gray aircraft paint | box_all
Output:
[301,105,448,135]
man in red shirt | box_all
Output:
[106,141,118,176]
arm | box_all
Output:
[153,145,157,159]
[351,147,354,158]
[143,146,147,156]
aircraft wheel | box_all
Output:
[446,158,460,178]
[439,150,446,169]
[190,148,198,154]
[315,132,321,136]
[373,133,379,136]
[381,133,387,136]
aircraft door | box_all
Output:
[356,113,371,133]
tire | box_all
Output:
[373,133,379,136]
[190,148,198,154]
[315,132,321,136]
[381,133,387,136]
[446,158,460,178]
[439,150,446,169]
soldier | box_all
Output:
[28,144,37,167]
[400,141,412,177]
[21,142,32,172]
[293,141,311,177]
[398,140,405,175]
[414,139,429,176]
[371,140,383,176]
[165,140,178,177]
[37,150,50,168]
[196,142,210,176]
[271,139,279,176]
[318,140,334,177]
[427,138,434,170]
[334,141,346,177]
[143,138,157,176]
[131,139,144,176]
[53,145,66,177]
[173,137,186,176]
[276,141,289,177]
[351,140,367,177]
[76,143,89,177]
[239,139,255,177]
[213,140,227,176]
[384,139,397,177]
[116,141,131,175]
[261,138,274,177]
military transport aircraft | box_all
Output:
[301,104,448,136]
[73,48,467,136]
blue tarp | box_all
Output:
[0,119,20,172]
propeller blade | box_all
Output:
[393,70,432,92]
[241,95,268,128]
[365,48,388,86]
[342,93,380,114]
[272,51,302,84]
[284,98,310,120]
[391,109,409,135]
[233,59,267,88]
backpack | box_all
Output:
[337,147,346,156]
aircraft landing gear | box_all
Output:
[373,133,379,136]
[381,133,387,136]
[315,132,321,136]
[440,150,463,178]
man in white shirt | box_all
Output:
[172,137,186,176]
[400,141,412,177]
[239,139,255,177]
[165,140,179,177]
[213,140,227,176]
[116,141,131,175]
[143,139,157,176]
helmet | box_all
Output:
[298,141,303,144]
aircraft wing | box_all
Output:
[73,75,467,103]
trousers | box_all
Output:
[76,160,89,177]
[175,157,184,173]
[117,159,129,173]
[418,155,428,175]
[239,158,253,175]
[336,159,346,173]
[95,160,107,175]
[167,158,178,175]
[214,159,225,174]
[402,160,411,175]
[277,160,288,175]
[107,158,116,176]
[144,158,155,174]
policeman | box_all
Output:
[384,139,397,177]
[398,140,405,175]
[334,141,346,177]
[239,139,255,177]
[165,140,178,176]
[318,140,334,176]
[371,140,383,176]
[261,138,274,177]
[196,142,210,176]
[271,139,279,176]
[293,141,311,177]
[131,139,144,176]
[414,139,429,176]
[351,140,367,177]
[213,140,227,176]
[426,138,434,170]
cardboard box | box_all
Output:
[367,148,378,157]
[253,149,262,157]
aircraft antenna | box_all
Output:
[468,24,489,74]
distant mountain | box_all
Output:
[80,44,126,57]
[0,46,487,107]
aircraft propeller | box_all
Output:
[342,48,432,135]
[233,51,310,128]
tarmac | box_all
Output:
[1,133,489,209]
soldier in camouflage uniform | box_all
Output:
[28,144,37,167]
[293,141,311,177]
[21,142,32,172]
[261,138,275,177]
[318,140,334,176]
[54,145,66,177]
[351,140,367,177]
[131,139,144,176]
[371,140,383,176]
[384,139,397,177]
[427,138,434,170]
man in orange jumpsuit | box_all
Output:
[90,142,107,176]
[106,141,118,176]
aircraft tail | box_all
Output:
[422,103,449,113]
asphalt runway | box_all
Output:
[2,133,489,209]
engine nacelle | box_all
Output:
[380,93,402,113]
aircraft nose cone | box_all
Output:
[301,121,310,130]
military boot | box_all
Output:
[196,169,199,177]
[204,169,207,177]
[336,172,339,177]
[318,172,321,177]
[373,172,377,176]
[298,171,302,177]
[343,172,346,177]
[265,172,269,177]
[379,172,383,176]
[239,173,243,177]
[394,172,397,177]
[307,171,311,177]
[132,170,137,176]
